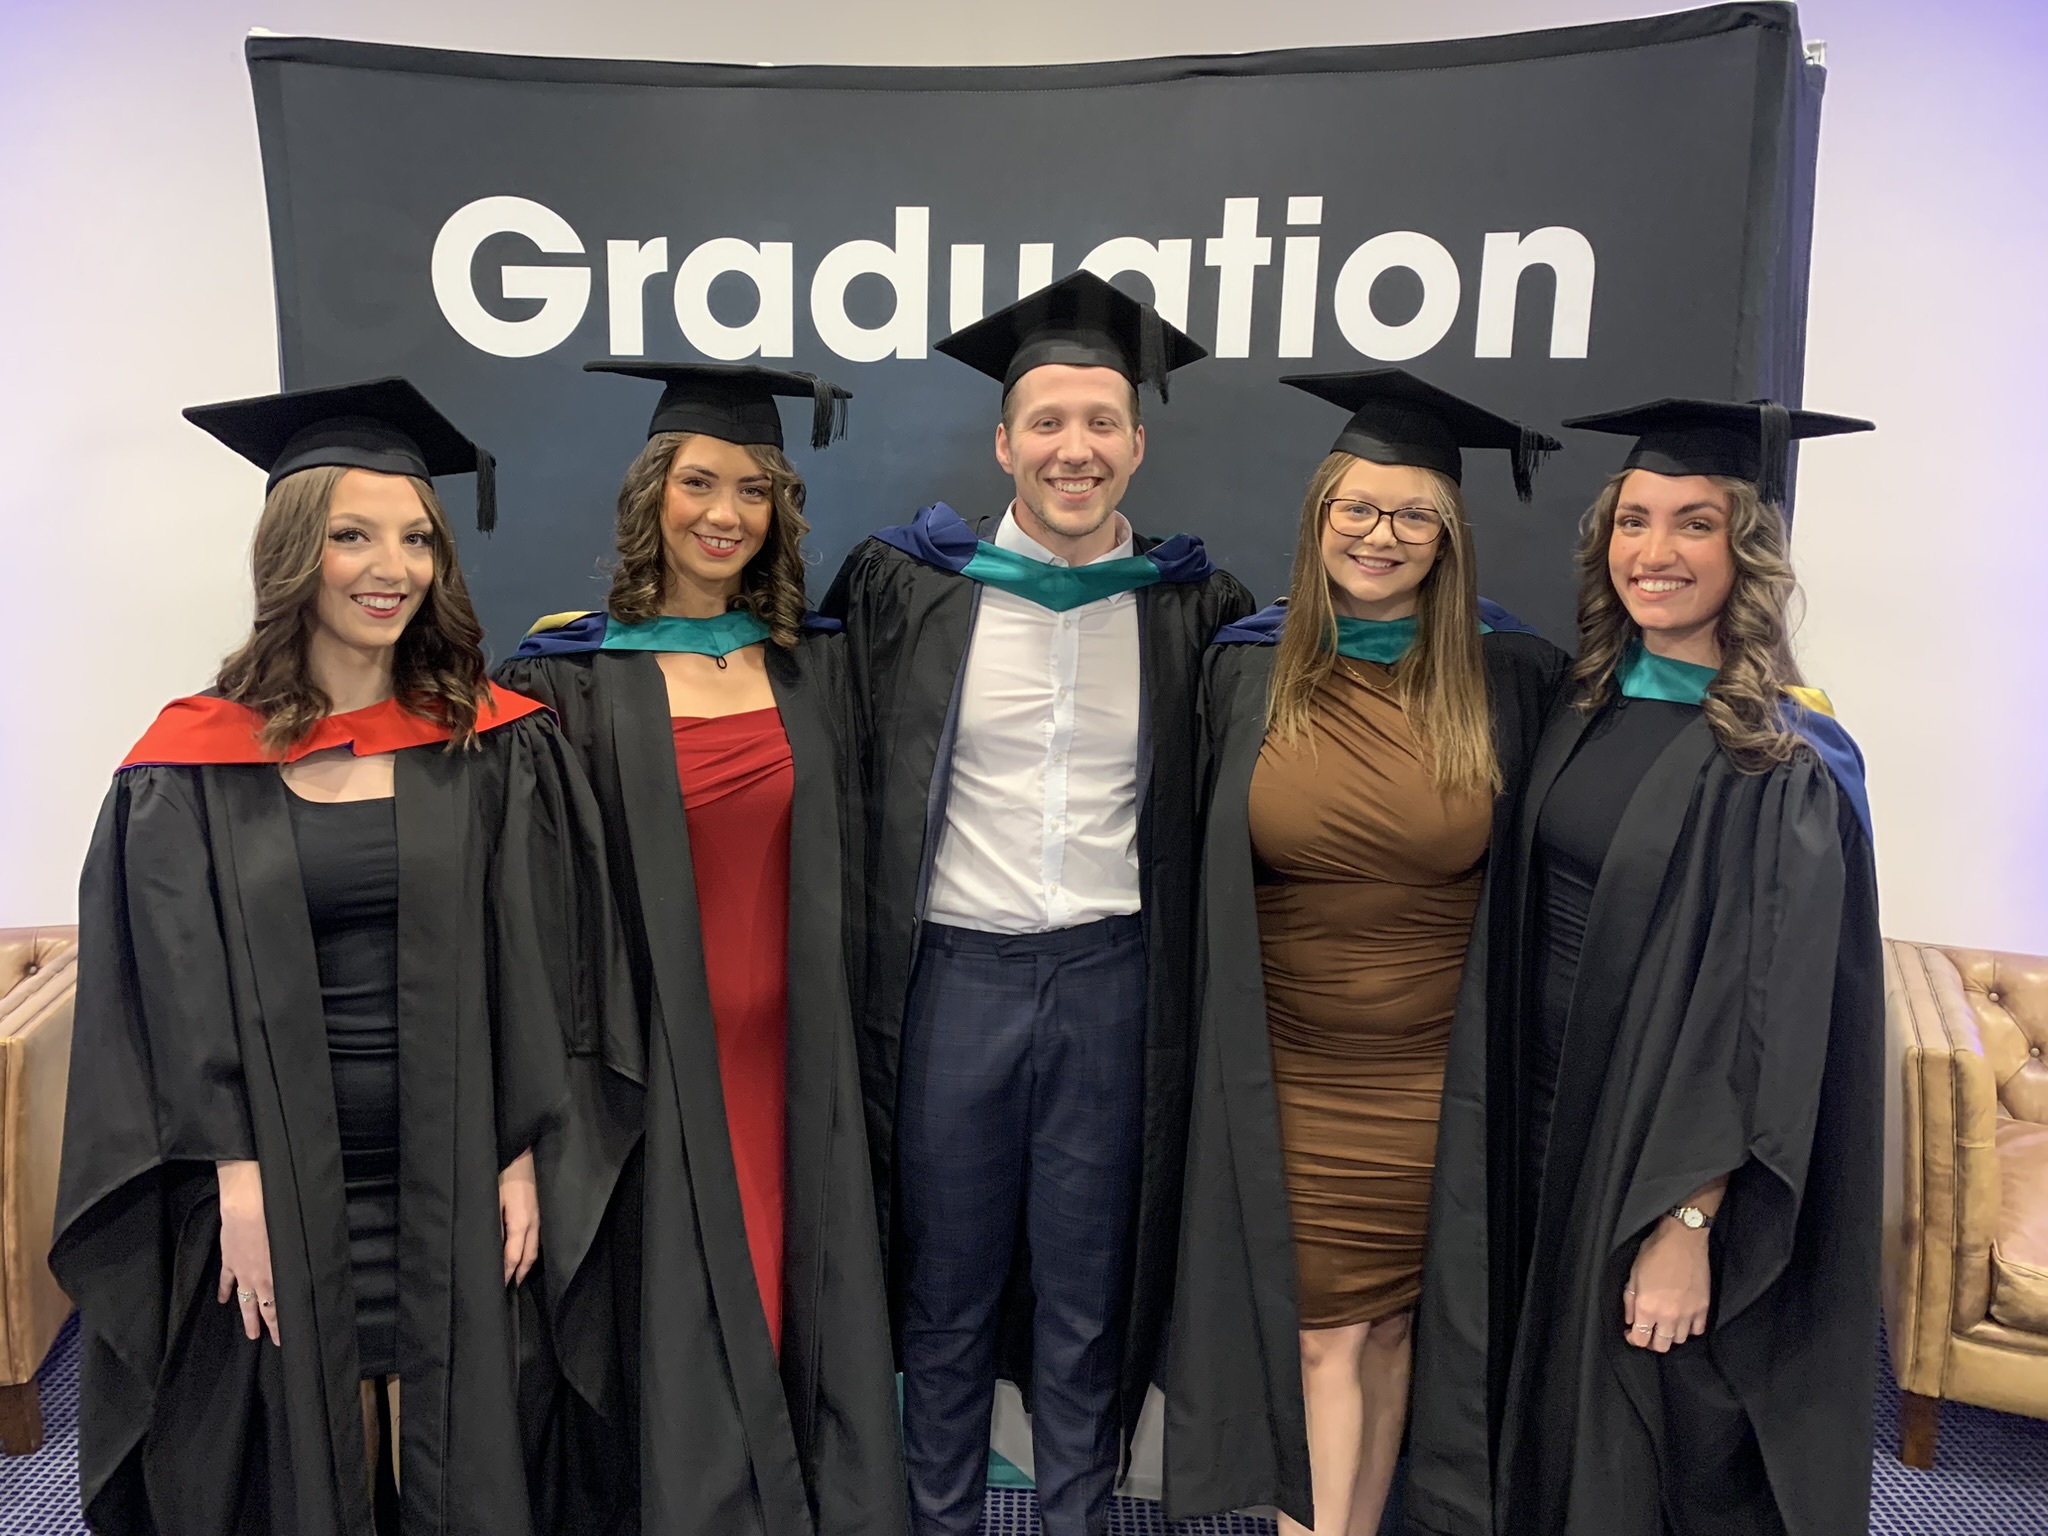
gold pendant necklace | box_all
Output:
[1339,657,1399,694]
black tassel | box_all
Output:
[803,373,849,451]
[1511,426,1551,503]
[474,448,497,535]
[1755,399,1791,507]
[1139,305,1169,404]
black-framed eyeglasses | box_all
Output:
[1322,497,1445,544]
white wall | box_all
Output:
[3,0,2043,949]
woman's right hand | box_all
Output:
[216,1159,280,1345]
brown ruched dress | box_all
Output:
[1248,661,1492,1328]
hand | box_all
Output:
[1623,1218,1711,1354]
[499,1148,540,1288]
[216,1160,280,1345]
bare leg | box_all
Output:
[363,1375,402,1533]
[359,1381,380,1501]
[1281,1321,1371,1536]
[1347,1311,1413,1536]
[387,1376,401,1489]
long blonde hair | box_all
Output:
[1266,452,1500,796]
[1572,471,1806,771]
[215,466,488,754]
[604,431,812,648]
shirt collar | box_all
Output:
[996,503,1135,568]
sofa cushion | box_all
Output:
[1989,1117,2048,1334]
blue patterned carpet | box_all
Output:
[4,1314,2043,1532]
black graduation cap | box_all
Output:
[585,362,852,452]
[184,377,499,533]
[1561,397,1875,507]
[1280,368,1561,502]
[935,270,1207,404]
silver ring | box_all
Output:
[1633,1323,1653,1333]
[259,1299,275,1310]
[236,1288,257,1303]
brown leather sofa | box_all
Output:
[0,926,76,1455]
[1883,939,2048,1466]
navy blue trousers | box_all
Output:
[896,915,1147,1536]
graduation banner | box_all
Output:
[247,1,1825,653]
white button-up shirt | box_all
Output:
[922,505,1144,935]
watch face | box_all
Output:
[1680,1208,1704,1228]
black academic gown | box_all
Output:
[820,528,1256,1458]
[1404,697,1884,1536]
[51,712,609,1536]
[493,635,908,1536]
[1162,628,1570,1527]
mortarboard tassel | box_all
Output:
[475,447,498,535]
[1755,399,1792,507]
[1511,425,1551,503]
[804,372,849,451]
[1139,305,1169,405]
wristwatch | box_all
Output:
[1668,1205,1714,1231]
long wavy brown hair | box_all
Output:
[215,466,489,754]
[605,431,811,647]
[1267,452,1501,796]
[1572,470,1805,770]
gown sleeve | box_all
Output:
[1208,570,1259,636]
[481,711,633,1164]
[50,767,258,1514]
[1162,646,1315,1528]
[53,768,255,1292]
[796,629,870,1055]
[477,710,640,1326]
[1615,750,1856,1325]
[490,652,640,1075]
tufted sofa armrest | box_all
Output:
[1883,940,2003,1394]
[0,926,78,1423]
[1935,948,2048,1126]
[0,929,79,1042]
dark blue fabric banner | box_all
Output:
[248,2,1822,650]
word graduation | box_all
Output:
[433,195,1597,366]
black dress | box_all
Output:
[287,792,401,1380]
[1525,696,1698,1192]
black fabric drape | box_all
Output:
[1405,703,1883,1536]
[52,715,608,1536]
[495,637,907,1536]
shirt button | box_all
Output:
[1062,618,1073,630]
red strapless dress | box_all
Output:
[671,707,793,1349]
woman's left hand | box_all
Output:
[498,1148,540,1288]
[1623,1218,1711,1353]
